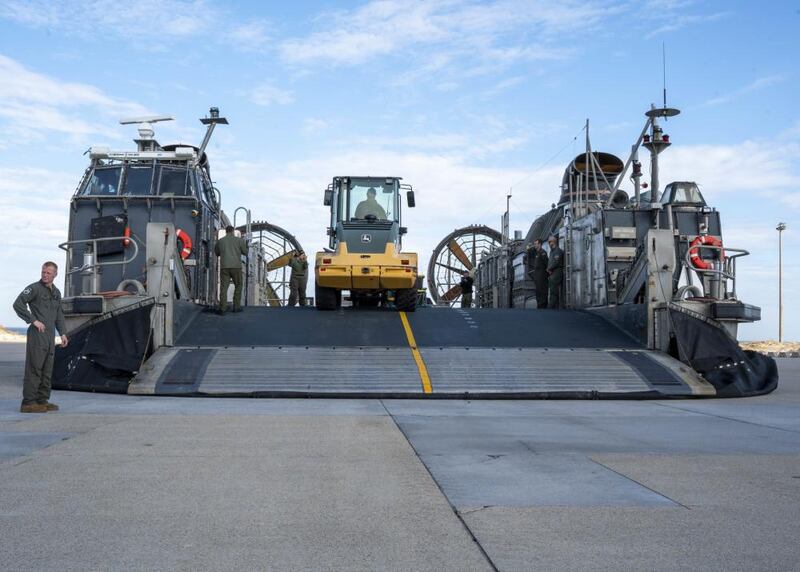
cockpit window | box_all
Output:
[83,167,121,195]
[345,178,397,222]
[124,165,154,195]
[666,182,705,205]
[158,166,189,196]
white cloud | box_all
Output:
[0,0,216,41]
[702,74,787,107]
[249,84,294,106]
[0,166,74,327]
[742,75,785,93]
[225,20,272,52]
[325,126,530,161]
[0,54,149,147]
[279,0,606,69]
[435,81,460,92]
[302,118,329,134]
[480,75,526,98]
[642,3,730,38]
[0,54,142,112]
[0,0,271,52]
[654,140,800,196]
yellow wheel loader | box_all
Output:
[315,176,418,311]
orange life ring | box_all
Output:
[688,235,723,270]
[122,227,131,247]
[176,229,193,259]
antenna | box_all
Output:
[662,42,667,110]
[119,115,174,151]
[197,107,229,160]
[119,115,174,125]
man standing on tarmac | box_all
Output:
[547,235,564,309]
[288,251,308,307]
[214,225,248,314]
[529,239,549,309]
[459,271,474,308]
[13,261,69,413]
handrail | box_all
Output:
[233,207,252,305]
[58,236,140,297]
[682,244,749,300]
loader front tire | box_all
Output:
[315,283,339,311]
[395,288,417,312]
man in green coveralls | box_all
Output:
[13,261,69,413]
[288,251,308,307]
[529,239,549,309]
[214,225,249,314]
[547,235,565,309]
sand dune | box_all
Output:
[0,325,25,342]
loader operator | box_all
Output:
[547,235,564,309]
[214,225,249,314]
[288,251,308,307]
[354,187,387,220]
[529,239,549,309]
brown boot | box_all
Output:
[42,402,60,412]
[20,403,47,413]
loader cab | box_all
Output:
[324,176,415,251]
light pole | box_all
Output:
[777,222,786,342]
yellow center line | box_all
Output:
[399,311,432,394]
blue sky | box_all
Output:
[0,0,797,340]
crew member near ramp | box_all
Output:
[13,261,69,413]
[547,235,564,309]
[354,187,387,220]
[288,251,308,307]
[459,271,474,308]
[529,239,549,309]
[214,225,248,314]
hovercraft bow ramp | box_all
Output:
[129,307,713,398]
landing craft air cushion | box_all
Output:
[457,106,777,397]
[52,109,300,392]
[51,105,777,398]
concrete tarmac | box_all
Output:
[0,341,798,571]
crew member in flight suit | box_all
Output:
[288,251,308,307]
[459,271,474,308]
[214,225,249,314]
[529,239,549,309]
[547,235,565,309]
[13,261,69,413]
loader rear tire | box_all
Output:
[395,288,417,312]
[315,283,340,311]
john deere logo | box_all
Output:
[361,233,371,243]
